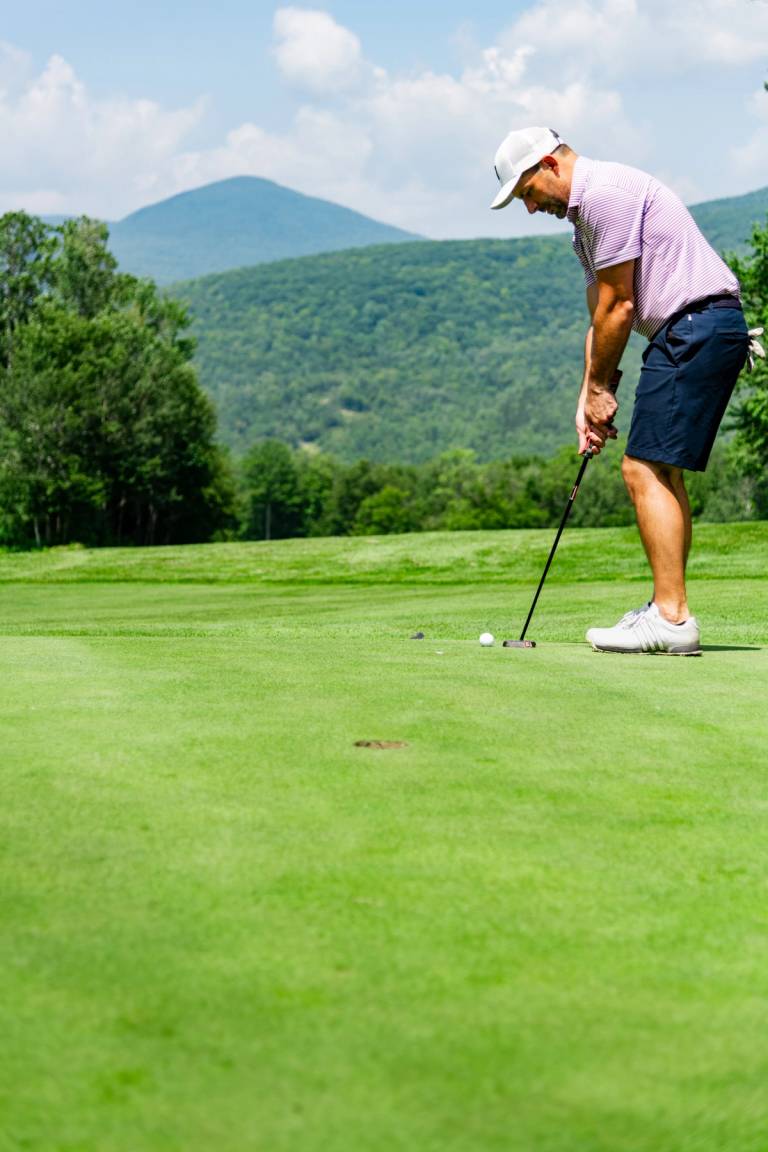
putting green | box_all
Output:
[1,526,767,1151]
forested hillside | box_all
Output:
[176,236,642,462]
[175,186,767,463]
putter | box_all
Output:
[504,371,621,649]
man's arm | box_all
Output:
[577,260,634,454]
[576,288,597,455]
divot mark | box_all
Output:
[354,740,409,750]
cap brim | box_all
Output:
[490,179,517,210]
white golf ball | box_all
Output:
[479,632,494,647]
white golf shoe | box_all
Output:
[586,601,702,655]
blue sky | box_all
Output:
[1,1,766,237]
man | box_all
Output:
[491,126,755,655]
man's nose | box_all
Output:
[525,199,538,215]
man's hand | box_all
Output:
[583,387,618,453]
[577,372,621,455]
[576,405,590,455]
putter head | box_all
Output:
[502,639,536,648]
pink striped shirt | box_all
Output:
[567,157,740,340]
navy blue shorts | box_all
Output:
[626,300,749,471]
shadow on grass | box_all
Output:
[701,645,763,652]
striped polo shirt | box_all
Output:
[567,157,740,340]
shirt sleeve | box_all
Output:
[579,184,643,271]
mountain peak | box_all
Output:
[108,177,421,284]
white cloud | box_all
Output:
[664,0,768,65]
[464,45,534,91]
[0,53,205,216]
[0,39,32,95]
[272,7,363,93]
[172,105,373,212]
[501,0,768,78]
[730,84,768,188]
[506,0,644,81]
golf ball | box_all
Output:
[479,632,494,647]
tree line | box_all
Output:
[236,437,765,541]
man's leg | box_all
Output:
[671,467,693,570]
[621,454,691,623]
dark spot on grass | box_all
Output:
[354,740,408,749]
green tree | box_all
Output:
[295,452,341,537]
[354,485,416,534]
[0,301,236,547]
[0,306,103,546]
[0,212,237,548]
[686,443,761,522]
[0,212,54,369]
[319,459,384,536]
[729,216,768,515]
[89,308,236,545]
[420,450,481,529]
[51,218,122,318]
[240,440,302,540]
[536,444,634,529]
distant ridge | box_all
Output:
[105,177,421,284]
[689,185,768,255]
[38,178,766,285]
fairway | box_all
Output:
[2,525,768,1152]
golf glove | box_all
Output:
[747,327,765,372]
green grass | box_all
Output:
[2,524,768,1151]
[1,520,767,585]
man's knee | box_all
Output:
[622,454,683,496]
[621,454,649,496]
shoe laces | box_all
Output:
[618,602,651,629]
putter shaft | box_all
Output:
[508,370,620,648]
[518,450,592,642]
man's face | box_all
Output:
[512,157,570,218]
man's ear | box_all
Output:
[540,154,559,175]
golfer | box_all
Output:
[491,126,756,655]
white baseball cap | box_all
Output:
[490,126,563,210]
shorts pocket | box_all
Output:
[664,314,695,365]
